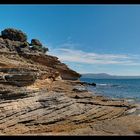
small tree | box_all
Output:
[30,39,49,53]
[42,47,49,53]
[1,28,27,42]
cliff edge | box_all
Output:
[0,28,81,85]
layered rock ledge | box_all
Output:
[0,80,140,135]
[0,28,139,135]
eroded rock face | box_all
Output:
[0,28,81,117]
[19,53,81,80]
[0,28,139,135]
[0,28,80,80]
[4,74,37,86]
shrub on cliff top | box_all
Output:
[1,28,49,54]
[1,28,27,42]
[30,39,49,53]
[31,39,42,47]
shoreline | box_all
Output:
[41,79,140,135]
[0,79,140,135]
[80,78,140,103]
[78,80,140,116]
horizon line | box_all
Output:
[80,72,140,76]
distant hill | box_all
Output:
[81,73,140,79]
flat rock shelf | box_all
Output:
[0,80,139,135]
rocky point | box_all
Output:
[0,28,139,135]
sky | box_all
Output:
[1,5,140,75]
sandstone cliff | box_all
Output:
[0,28,81,84]
[0,28,139,135]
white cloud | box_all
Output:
[48,47,140,66]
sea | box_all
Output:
[80,78,140,103]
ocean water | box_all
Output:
[80,78,140,102]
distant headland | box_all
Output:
[81,73,140,79]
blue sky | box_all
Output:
[1,5,140,75]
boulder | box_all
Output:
[74,81,96,86]
[1,28,27,42]
[91,82,96,86]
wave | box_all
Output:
[96,83,120,87]
[97,84,108,86]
